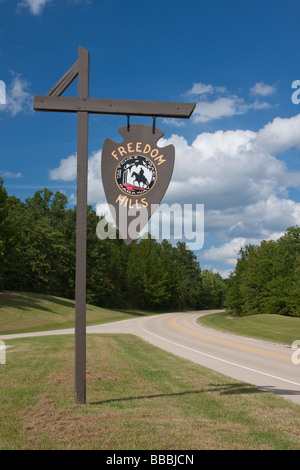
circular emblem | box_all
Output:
[115,155,157,196]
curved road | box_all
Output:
[2,310,300,405]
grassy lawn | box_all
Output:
[1,333,300,450]
[198,311,300,346]
[0,291,156,335]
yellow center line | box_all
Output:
[168,315,292,361]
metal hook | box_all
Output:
[152,116,156,134]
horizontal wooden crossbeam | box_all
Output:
[33,95,196,118]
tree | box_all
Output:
[225,243,256,316]
[0,177,11,289]
[173,242,202,309]
[126,238,171,309]
[225,227,300,317]
[0,180,227,311]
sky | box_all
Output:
[1,0,300,278]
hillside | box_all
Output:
[0,291,153,335]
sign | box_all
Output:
[101,124,175,244]
[33,46,195,404]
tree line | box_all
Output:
[0,177,226,311]
[225,226,300,317]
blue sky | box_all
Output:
[1,0,300,277]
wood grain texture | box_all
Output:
[74,46,90,405]
[34,95,195,118]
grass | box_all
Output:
[0,291,156,335]
[198,311,300,346]
[1,333,300,450]
[1,291,300,449]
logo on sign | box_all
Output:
[115,155,156,196]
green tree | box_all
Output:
[0,177,11,289]
[225,244,256,316]
[174,242,202,309]
[225,227,300,317]
[126,238,171,309]
[0,180,227,312]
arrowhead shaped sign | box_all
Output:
[101,124,175,244]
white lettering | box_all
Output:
[150,455,194,466]
[106,454,141,467]
[291,80,300,104]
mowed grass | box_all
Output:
[0,292,155,335]
[198,311,300,346]
[1,333,300,450]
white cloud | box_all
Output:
[251,99,271,110]
[186,82,214,96]
[49,149,104,204]
[50,112,300,219]
[200,222,288,273]
[185,82,227,96]
[162,114,300,210]
[193,96,271,123]
[256,114,300,154]
[86,149,103,203]
[162,118,185,127]
[49,154,77,181]
[186,82,272,123]
[17,0,51,15]
[193,96,246,123]
[49,113,300,274]
[1,75,32,116]
[16,0,91,14]
[250,81,277,96]
[201,237,248,266]
[159,114,300,272]
[1,171,22,178]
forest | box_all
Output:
[0,177,225,311]
[225,226,300,317]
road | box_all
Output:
[2,310,300,405]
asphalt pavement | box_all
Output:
[1,310,300,405]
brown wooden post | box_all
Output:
[75,46,89,404]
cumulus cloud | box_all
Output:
[193,95,270,123]
[185,82,271,123]
[186,82,214,96]
[185,82,227,97]
[0,75,32,116]
[17,0,51,15]
[49,149,104,204]
[50,113,300,217]
[161,114,300,271]
[250,81,277,96]
[1,170,22,178]
[49,155,77,181]
[256,114,300,154]
[194,96,246,123]
[16,0,91,14]
[49,113,300,275]
[163,114,300,209]
[201,237,248,266]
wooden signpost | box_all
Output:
[34,46,195,404]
